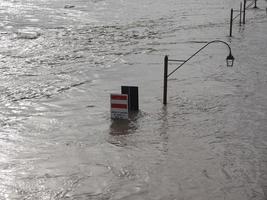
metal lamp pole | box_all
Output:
[163,56,168,105]
[254,0,257,8]
[163,40,234,105]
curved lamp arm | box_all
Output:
[167,40,234,78]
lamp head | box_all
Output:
[226,53,234,67]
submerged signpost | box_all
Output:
[110,94,128,120]
[121,86,139,111]
[110,86,139,120]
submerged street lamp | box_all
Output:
[163,40,235,105]
[226,52,235,67]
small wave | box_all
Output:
[64,5,75,9]
[16,28,41,40]
[57,80,91,93]
[185,41,209,44]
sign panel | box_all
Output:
[110,94,128,120]
[121,86,139,111]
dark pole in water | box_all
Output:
[163,55,168,105]
[230,8,233,37]
[254,0,257,8]
[243,0,246,24]
[240,2,243,25]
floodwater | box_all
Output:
[0,0,267,199]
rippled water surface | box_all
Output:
[0,0,267,199]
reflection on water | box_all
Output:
[108,112,140,147]
[109,111,140,136]
[158,106,169,154]
[110,119,132,136]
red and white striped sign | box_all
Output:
[110,94,128,119]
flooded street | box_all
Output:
[0,0,267,199]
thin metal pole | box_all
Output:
[243,0,246,24]
[163,55,168,105]
[230,8,233,37]
[254,0,257,8]
[240,2,243,25]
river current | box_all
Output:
[0,0,267,199]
